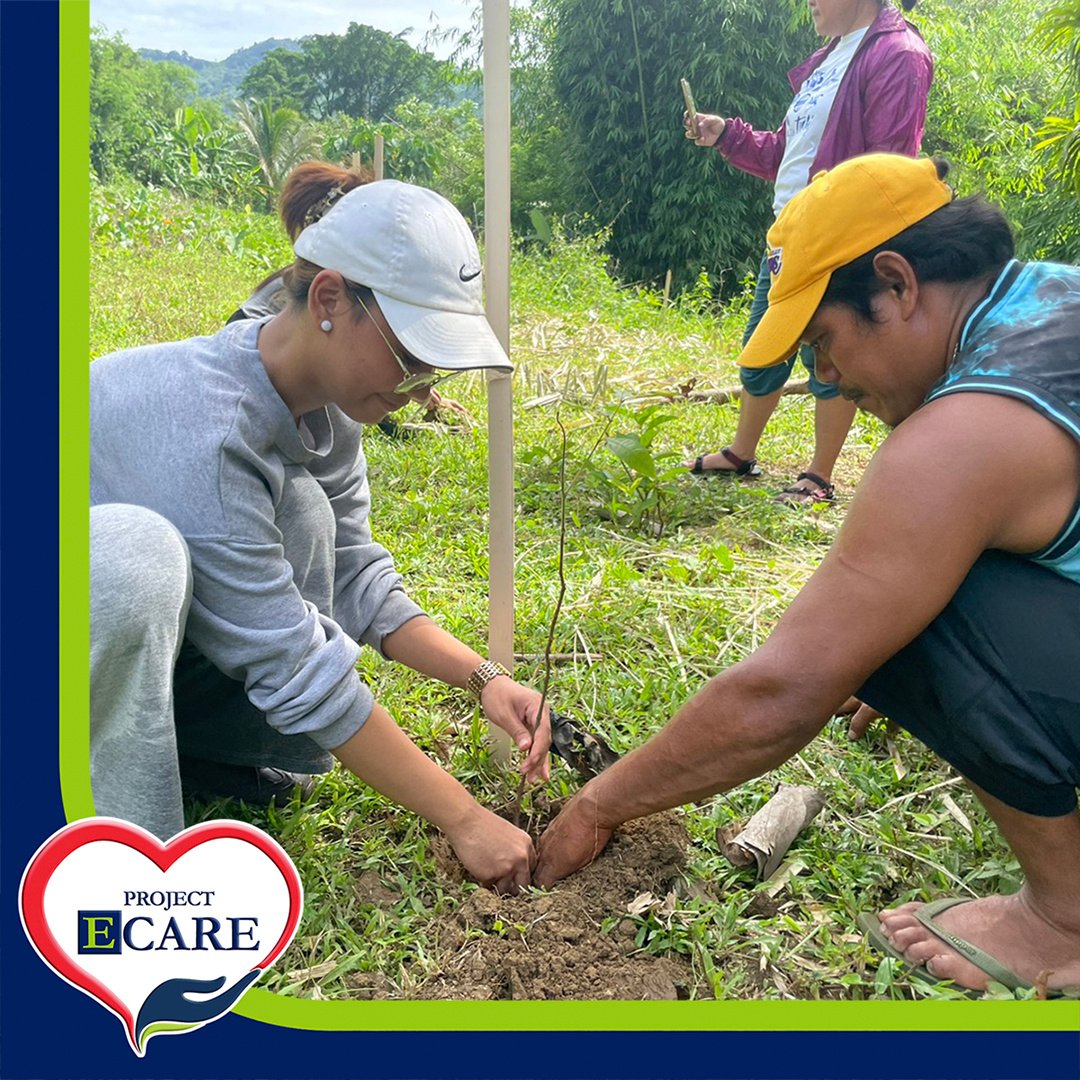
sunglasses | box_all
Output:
[347,286,462,396]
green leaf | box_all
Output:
[607,432,657,477]
[528,207,553,244]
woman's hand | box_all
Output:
[480,677,553,783]
[685,112,725,147]
[333,704,533,893]
[534,782,613,888]
[443,802,536,894]
[379,620,552,781]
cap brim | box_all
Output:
[374,290,512,373]
[737,275,831,369]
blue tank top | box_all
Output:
[924,259,1080,585]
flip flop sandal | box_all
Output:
[776,470,835,506]
[687,446,762,477]
[858,908,986,998]
[858,899,1080,999]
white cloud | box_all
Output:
[89,0,477,61]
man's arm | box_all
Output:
[535,393,1080,884]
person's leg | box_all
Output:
[807,395,857,481]
[90,504,191,840]
[858,551,1080,991]
[730,386,786,461]
[775,349,857,502]
[685,257,791,474]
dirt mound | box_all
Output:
[416,811,704,1000]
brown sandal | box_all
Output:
[687,446,762,477]
[775,470,835,505]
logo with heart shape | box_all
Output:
[19,817,302,1056]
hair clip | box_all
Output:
[304,183,346,228]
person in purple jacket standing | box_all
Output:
[684,0,932,504]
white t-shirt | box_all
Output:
[772,27,869,216]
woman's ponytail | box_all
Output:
[277,160,374,304]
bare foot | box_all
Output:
[877,889,1080,993]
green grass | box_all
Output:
[89,187,1020,1002]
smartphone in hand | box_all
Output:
[680,78,699,138]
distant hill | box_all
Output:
[139,38,302,101]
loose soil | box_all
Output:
[415,808,708,1000]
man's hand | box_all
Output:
[422,388,474,424]
[443,803,536,894]
[534,783,613,888]
[835,696,886,740]
[685,112,725,147]
[480,677,553,783]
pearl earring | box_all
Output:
[320,319,333,332]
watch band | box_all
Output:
[466,659,510,701]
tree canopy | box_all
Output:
[91,28,196,180]
[90,2,1080,279]
[541,0,814,290]
[240,22,450,121]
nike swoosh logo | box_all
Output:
[459,265,482,282]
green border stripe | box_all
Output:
[62,0,94,822]
[233,993,1079,1032]
[71,0,1080,1038]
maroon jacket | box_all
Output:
[714,4,933,186]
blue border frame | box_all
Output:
[1,2,1076,1076]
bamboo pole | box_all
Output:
[374,133,384,181]
[483,0,514,672]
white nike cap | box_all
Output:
[293,179,511,373]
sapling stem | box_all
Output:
[513,409,569,830]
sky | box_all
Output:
[89,0,481,61]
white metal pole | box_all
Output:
[483,0,514,671]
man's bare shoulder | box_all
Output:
[856,390,1080,557]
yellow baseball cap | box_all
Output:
[738,154,953,369]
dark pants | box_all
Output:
[173,644,333,774]
[859,551,1080,817]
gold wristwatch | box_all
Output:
[466,659,510,701]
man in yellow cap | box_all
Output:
[536,154,1080,998]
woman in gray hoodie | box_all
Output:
[90,161,548,895]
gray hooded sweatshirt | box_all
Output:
[90,317,424,750]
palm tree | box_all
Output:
[1036,1,1080,193]
[233,98,320,204]
[1037,0,1080,82]
[1037,103,1080,197]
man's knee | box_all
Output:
[90,504,191,647]
[860,552,1080,815]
